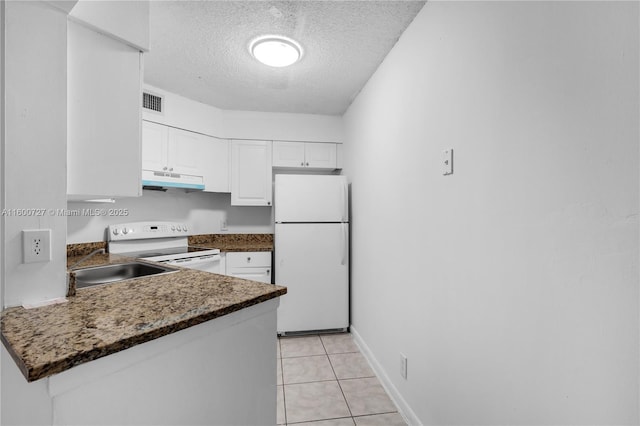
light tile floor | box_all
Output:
[277,333,407,426]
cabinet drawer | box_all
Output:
[226,267,271,284]
[226,252,271,268]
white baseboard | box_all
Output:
[350,326,422,426]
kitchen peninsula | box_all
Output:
[1,251,286,425]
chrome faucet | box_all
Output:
[68,248,106,270]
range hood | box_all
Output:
[142,169,205,191]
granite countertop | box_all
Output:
[1,253,286,382]
[189,234,273,252]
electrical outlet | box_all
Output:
[23,229,51,263]
[220,219,228,231]
[400,353,408,379]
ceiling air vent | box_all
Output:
[142,92,163,113]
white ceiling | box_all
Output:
[144,1,425,116]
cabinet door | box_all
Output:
[141,121,169,171]
[67,21,142,199]
[199,136,229,193]
[273,141,305,168]
[305,143,337,169]
[231,140,272,206]
[168,127,201,176]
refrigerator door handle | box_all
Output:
[341,223,347,266]
[342,181,348,222]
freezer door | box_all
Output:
[275,174,348,223]
[276,223,349,333]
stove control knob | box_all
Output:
[171,225,176,231]
[182,225,187,232]
[112,228,120,235]
[122,228,129,235]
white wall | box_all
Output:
[144,84,344,142]
[2,1,68,308]
[222,109,343,143]
[67,190,274,243]
[142,84,226,137]
[343,2,639,425]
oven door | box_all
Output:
[162,254,222,274]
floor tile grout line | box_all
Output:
[281,353,356,359]
[281,352,335,386]
[286,411,403,426]
[352,410,401,418]
[281,333,399,425]
[286,414,354,425]
[337,374,378,381]
[278,337,288,426]
[281,349,359,358]
[283,378,341,386]
[281,353,332,360]
[321,334,355,420]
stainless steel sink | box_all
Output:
[74,262,179,289]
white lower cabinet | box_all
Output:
[1,301,279,426]
[225,252,272,284]
[231,140,273,206]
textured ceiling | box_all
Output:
[144,1,425,115]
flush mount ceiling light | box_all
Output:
[250,35,302,68]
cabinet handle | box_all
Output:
[169,167,174,172]
[306,162,309,166]
[267,201,271,205]
[247,257,251,263]
[163,166,168,171]
[300,162,304,166]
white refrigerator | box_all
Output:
[274,174,349,334]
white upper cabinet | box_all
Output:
[67,21,142,200]
[198,135,229,193]
[142,122,199,176]
[141,120,168,172]
[142,120,229,193]
[305,142,338,168]
[272,142,306,167]
[231,140,273,206]
[272,141,338,170]
[167,127,200,176]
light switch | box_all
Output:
[443,149,453,175]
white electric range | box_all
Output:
[108,221,221,273]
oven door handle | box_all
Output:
[164,254,221,265]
